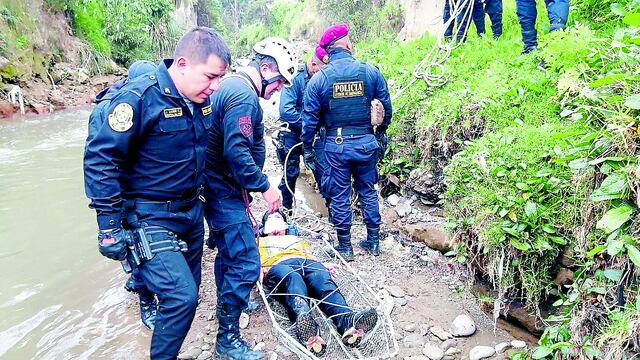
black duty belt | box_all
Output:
[326,127,373,137]
[132,186,204,213]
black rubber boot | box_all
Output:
[139,291,157,331]
[290,297,326,356]
[124,276,157,331]
[337,308,379,348]
[359,226,381,256]
[215,304,264,360]
[335,228,354,262]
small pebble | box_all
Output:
[440,339,458,351]
[469,346,495,360]
[196,351,212,360]
[239,312,250,329]
[495,342,511,353]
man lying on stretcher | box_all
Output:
[259,210,379,356]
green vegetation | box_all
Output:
[354,0,640,357]
[69,0,177,65]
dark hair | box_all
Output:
[174,27,231,66]
[250,54,279,72]
[261,209,289,226]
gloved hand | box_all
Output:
[98,227,131,261]
[375,131,389,162]
[303,148,316,172]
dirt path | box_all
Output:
[178,118,529,359]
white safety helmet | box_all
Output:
[253,37,299,87]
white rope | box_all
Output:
[392,0,476,100]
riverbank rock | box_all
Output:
[450,314,476,337]
[495,342,511,353]
[239,312,250,329]
[387,285,405,298]
[403,334,426,348]
[469,345,496,360]
[429,326,452,341]
[387,194,401,206]
[406,168,442,203]
[396,200,412,217]
[401,223,452,252]
[511,340,527,349]
[422,342,444,360]
[0,101,18,117]
[440,339,458,351]
[178,347,202,360]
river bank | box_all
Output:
[0,64,121,118]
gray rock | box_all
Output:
[511,340,526,349]
[422,342,444,360]
[196,350,212,360]
[404,356,429,360]
[395,297,408,306]
[253,342,266,351]
[268,352,278,360]
[387,194,401,206]
[440,339,458,351]
[495,342,510,353]
[419,324,430,336]
[200,344,211,351]
[429,326,453,341]
[403,334,426,348]
[469,346,495,360]
[387,285,406,298]
[450,314,476,337]
[203,336,215,344]
[404,323,417,332]
[239,312,250,329]
[444,347,460,356]
[0,56,9,70]
[395,201,412,217]
[178,347,202,359]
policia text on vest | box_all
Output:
[332,81,365,98]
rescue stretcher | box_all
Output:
[257,230,399,359]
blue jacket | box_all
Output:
[204,72,269,209]
[279,63,310,133]
[301,48,392,150]
[83,59,213,230]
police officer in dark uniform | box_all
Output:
[83,27,230,359]
[204,37,298,360]
[86,59,159,331]
[302,24,392,261]
[443,0,502,41]
[276,46,327,211]
[516,0,569,53]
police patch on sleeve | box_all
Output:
[108,103,134,132]
[238,116,252,137]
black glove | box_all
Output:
[375,131,389,162]
[303,148,316,172]
[98,227,131,261]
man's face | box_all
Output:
[265,212,287,236]
[175,54,228,103]
[260,65,286,100]
[309,58,326,76]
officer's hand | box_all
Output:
[98,227,130,261]
[303,149,316,172]
[262,186,282,213]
